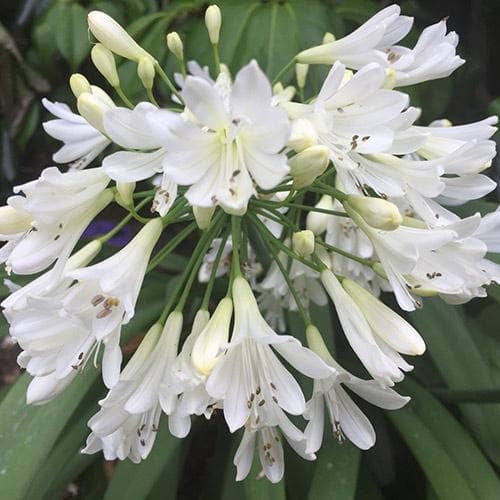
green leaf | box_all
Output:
[0,369,99,500]
[25,395,100,500]
[53,3,90,70]
[387,404,476,500]
[410,299,500,465]
[307,440,360,500]
[400,378,500,499]
[103,421,181,500]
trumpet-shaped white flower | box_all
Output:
[297,5,412,68]
[234,412,315,483]
[159,60,290,214]
[3,167,111,276]
[346,207,457,311]
[321,270,418,385]
[383,19,464,87]
[102,102,178,216]
[304,325,409,452]
[402,215,500,304]
[42,99,110,169]
[297,6,464,87]
[86,313,184,460]
[206,277,332,433]
[83,316,183,463]
[167,310,220,437]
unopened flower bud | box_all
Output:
[343,278,426,355]
[191,297,233,376]
[69,73,91,98]
[295,63,309,88]
[77,92,112,134]
[70,240,103,268]
[115,181,136,207]
[382,68,397,89]
[193,205,216,230]
[0,206,32,234]
[288,118,318,152]
[89,85,115,107]
[306,194,334,235]
[347,195,403,231]
[166,32,184,61]
[297,42,335,65]
[289,145,330,189]
[137,57,155,90]
[292,229,315,257]
[88,11,154,63]
[205,5,222,44]
[306,324,333,362]
[91,43,119,87]
[322,32,335,44]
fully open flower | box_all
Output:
[3,167,111,276]
[159,60,290,214]
[304,325,409,452]
[206,276,332,433]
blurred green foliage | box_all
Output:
[0,1,499,499]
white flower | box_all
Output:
[304,326,409,452]
[3,167,111,276]
[206,276,332,433]
[404,215,500,304]
[234,414,315,483]
[342,278,425,356]
[102,102,178,216]
[64,219,163,387]
[198,238,232,282]
[83,315,183,462]
[168,310,218,437]
[297,5,412,68]
[321,270,416,386]
[346,207,457,311]
[42,99,110,169]
[159,60,290,214]
[297,6,464,87]
[191,297,233,376]
[1,240,102,315]
[383,19,465,87]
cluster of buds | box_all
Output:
[1,3,499,484]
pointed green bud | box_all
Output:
[205,5,222,44]
[289,145,330,189]
[166,32,184,61]
[292,229,315,257]
[137,57,155,90]
[346,195,403,231]
[91,43,120,87]
[69,73,91,98]
[88,11,155,63]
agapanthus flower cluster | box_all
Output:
[1,4,499,483]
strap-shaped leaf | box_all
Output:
[399,378,500,499]
[103,420,181,500]
[410,299,500,465]
[307,440,360,500]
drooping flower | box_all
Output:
[2,167,112,276]
[206,276,332,433]
[304,325,409,452]
[42,98,111,169]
